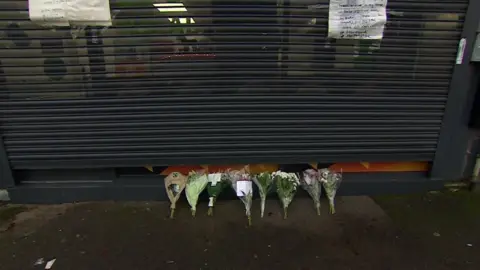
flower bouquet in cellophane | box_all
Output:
[252,172,274,218]
[273,171,299,219]
[225,167,253,226]
[300,169,322,215]
[164,172,187,219]
[319,169,343,214]
[206,173,227,216]
[185,170,209,217]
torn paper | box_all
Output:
[328,0,387,39]
[29,0,111,27]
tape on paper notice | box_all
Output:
[328,0,388,39]
[29,0,111,27]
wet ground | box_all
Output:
[0,191,479,270]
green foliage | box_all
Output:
[255,172,274,194]
[275,176,297,199]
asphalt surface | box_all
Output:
[0,195,478,270]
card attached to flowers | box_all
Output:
[236,180,252,197]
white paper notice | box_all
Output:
[29,0,111,26]
[67,0,112,26]
[29,0,69,26]
[236,181,252,197]
[328,0,387,39]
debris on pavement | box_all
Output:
[34,258,44,266]
[45,259,56,269]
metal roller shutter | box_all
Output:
[0,0,468,169]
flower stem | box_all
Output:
[207,207,213,216]
[191,209,196,217]
[170,208,175,219]
[329,199,336,214]
[260,197,266,218]
[247,215,252,226]
[283,207,288,219]
[316,205,321,216]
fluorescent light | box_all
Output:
[153,3,195,24]
[153,3,188,12]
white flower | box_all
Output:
[273,170,299,219]
[272,171,299,183]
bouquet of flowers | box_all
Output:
[185,170,209,217]
[252,172,274,218]
[319,169,343,214]
[273,171,300,219]
[164,172,187,219]
[206,173,227,216]
[300,169,322,216]
[226,168,253,226]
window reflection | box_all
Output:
[0,0,466,99]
